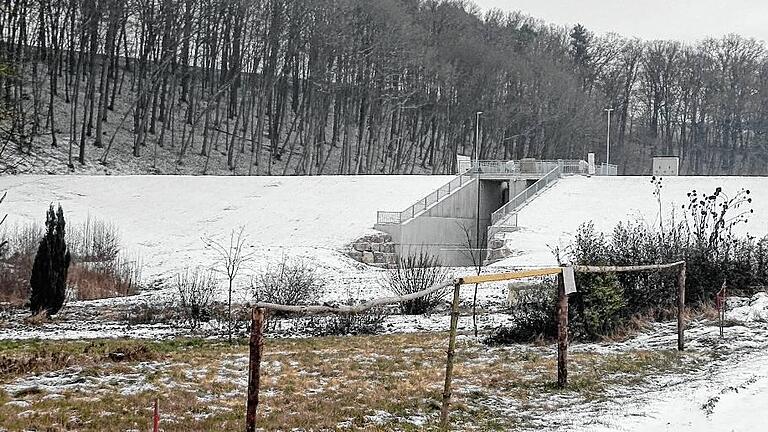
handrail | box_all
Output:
[490,166,561,225]
[597,163,618,176]
[377,173,473,225]
[377,158,599,226]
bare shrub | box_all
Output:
[7,222,44,259]
[251,257,325,308]
[206,302,253,338]
[69,216,120,262]
[386,251,451,315]
[0,248,33,304]
[176,268,218,330]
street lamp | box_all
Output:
[475,111,483,164]
[604,108,614,165]
[474,111,483,268]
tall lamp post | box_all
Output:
[474,111,483,266]
[604,108,614,165]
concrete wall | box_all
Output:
[378,177,529,266]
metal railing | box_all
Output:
[376,173,474,225]
[465,159,590,176]
[490,166,562,225]
[378,158,610,226]
[597,163,618,176]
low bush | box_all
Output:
[573,273,626,339]
[305,308,386,337]
[251,257,324,307]
[121,301,177,325]
[561,184,763,340]
[176,268,218,330]
[385,251,451,315]
[485,281,557,344]
[206,301,252,337]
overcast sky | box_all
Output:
[472,0,767,43]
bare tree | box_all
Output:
[0,191,7,254]
[458,221,485,337]
[204,226,252,342]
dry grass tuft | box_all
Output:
[68,259,141,300]
[22,311,49,326]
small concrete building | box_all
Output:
[652,157,679,176]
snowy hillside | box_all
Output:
[0,175,451,283]
[497,176,768,267]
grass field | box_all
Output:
[0,332,701,431]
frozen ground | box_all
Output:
[497,176,768,267]
[0,175,456,310]
[2,311,767,431]
[0,175,451,279]
[0,174,514,339]
[2,174,768,430]
[2,174,768,339]
[559,314,768,432]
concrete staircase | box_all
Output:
[366,158,613,266]
[485,166,562,263]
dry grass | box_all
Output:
[0,217,141,304]
[68,259,140,300]
[0,333,703,431]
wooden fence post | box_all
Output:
[246,307,266,432]
[556,270,568,388]
[440,281,462,430]
[152,398,159,432]
[677,263,686,351]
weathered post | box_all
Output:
[556,270,568,388]
[677,262,686,351]
[246,307,266,432]
[440,281,462,430]
[152,398,159,432]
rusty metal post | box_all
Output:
[246,307,266,432]
[440,282,462,430]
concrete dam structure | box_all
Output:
[374,159,617,266]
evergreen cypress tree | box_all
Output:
[30,204,71,316]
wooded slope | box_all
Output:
[2,0,768,175]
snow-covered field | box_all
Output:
[0,175,451,279]
[2,174,768,430]
[498,176,768,267]
[2,174,767,333]
[0,175,460,309]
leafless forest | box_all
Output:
[2,0,768,175]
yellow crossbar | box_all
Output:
[458,267,563,285]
